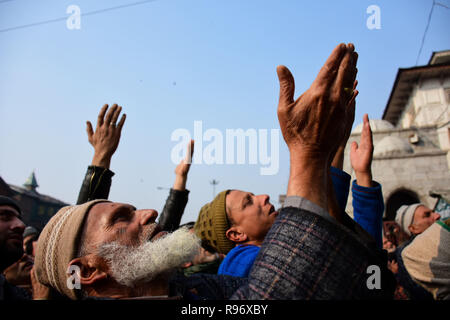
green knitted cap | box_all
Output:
[194,190,234,254]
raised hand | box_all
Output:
[331,79,358,170]
[86,104,126,169]
[277,43,358,161]
[277,43,358,209]
[173,140,195,191]
[350,114,374,187]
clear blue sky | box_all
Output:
[1,0,449,224]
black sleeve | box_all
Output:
[170,273,247,300]
[76,166,115,205]
[157,188,190,232]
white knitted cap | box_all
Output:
[395,203,422,236]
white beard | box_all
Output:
[97,227,201,287]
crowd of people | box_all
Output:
[1,43,449,301]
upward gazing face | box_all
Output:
[0,205,25,270]
[70,202,200,297]
[82,202,165,251]
[411,205,441,235]
[225,190,278,244]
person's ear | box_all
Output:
[68,254,108,286]
[408,224,418,235]
[226,227,248,243]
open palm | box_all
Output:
[350,114,373,174]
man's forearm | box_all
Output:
[287,152,328,210]
[91,152,112,169]
[173,174,187,191]
[355,170,373,188]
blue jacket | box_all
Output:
[218,245,260,277]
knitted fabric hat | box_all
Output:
[23,226,38,238]
[395,203,422,236]
[35,199,109,300]
[0,195,22,217]
[194,190,234,254]
[402,218,450,300]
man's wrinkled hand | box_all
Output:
[276,43,358,163]
[87,104,126,169]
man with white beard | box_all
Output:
[34,200,214,299]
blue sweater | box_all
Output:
[331,167,384,248]
[352,180,384,249]
[218,167,385,278]
[218,245,260,277]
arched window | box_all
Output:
[384,188,420,221]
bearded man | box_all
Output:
[0,196,30,300]
[34,200,225,299]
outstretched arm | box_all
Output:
[87,104,126,169]
[350,114,373,187]
[76,104,126,204]
[158,140,195,231]
[277,43,358,210]
[231,44,394,300]
[351,114,384,248]
[173,139,194,191]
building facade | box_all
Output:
[0,172,68,230]
[279,50,450,221]
[344,50,450,220]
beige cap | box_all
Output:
[35,199,109,300]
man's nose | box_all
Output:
[433,212,441,221]
[137,209,158,225]
[258,194,270,205]
[11,217,25,233]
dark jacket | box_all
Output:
[0,274,31,300]
[232,203,395,299]
[76,166,189,231]
[394,239,433,300]
[158,189,189,232]
[180,203,394,300]
[76,165,114,205]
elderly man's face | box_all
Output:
[83,202,164,250]
[411,206,441,235]
[0,205,25,271]
[71,202,200,297]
